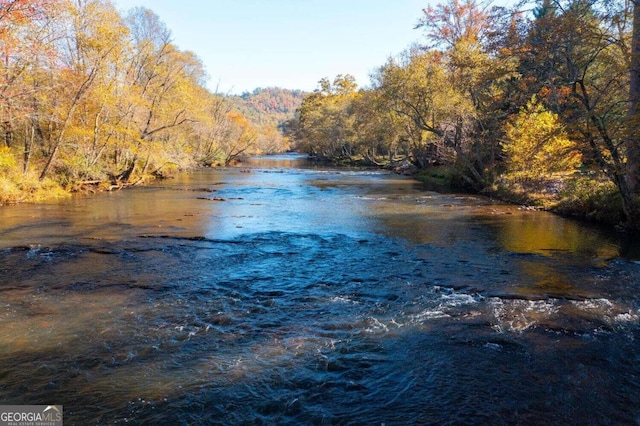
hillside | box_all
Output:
[224,87,307,154]
[229,87,307,129]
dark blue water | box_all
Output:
[0,154,639,424]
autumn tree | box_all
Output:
[287,0,640,227]
[42,0,134,183]
[294,75,360,161]
[188,92,231,165]
[513,0,635,221]
[227,88,304,155]
[373,50,459,169]
[350,88,404,165]
[413,0,518,187]
[112,7,208,183]
[0,0,55,148]
[35,0,132,181]
[217,111,257,165]
[0,0,58,178]
[502,97,582,182]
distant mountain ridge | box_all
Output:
[228,87,307,128]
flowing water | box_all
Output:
[1,154,640,425]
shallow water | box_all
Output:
[1,154,639,425]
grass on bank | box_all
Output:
[555,177,625,225]
[488,173,625,226]
[0,172,69,205]
[0,145,185,205]
[414,164,625,227]
[415,166,459,189]
[0,146,68,205]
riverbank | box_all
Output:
[1,155,631,232]
[488,176,625,227]
[0,173,70,206]
[413,166,628,230]
[0,155,248,206]
[0,167,166,206]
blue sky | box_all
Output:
[111,0,428,94]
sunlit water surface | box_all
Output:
[1,154,640,424]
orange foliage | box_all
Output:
[417,0,493,49]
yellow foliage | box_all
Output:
[502,98,582,180]
[0,171,68,205]
[0,177,22,204]
[0,147,17,171]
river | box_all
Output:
[1,154,639,425]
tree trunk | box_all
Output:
[3,120,12,148]
[39,139,61,180]
[119,156,138,183]
[133,153,151,185]
[628,2,640,190]
[23,125,34,174]
[626,0,640,223]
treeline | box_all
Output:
[289,0,640,229]
[0,0,278,203]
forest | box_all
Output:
[0,0,297,204]
[288,0,640,230]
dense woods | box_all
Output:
[289,0,640,229]
[0,0,296,204]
